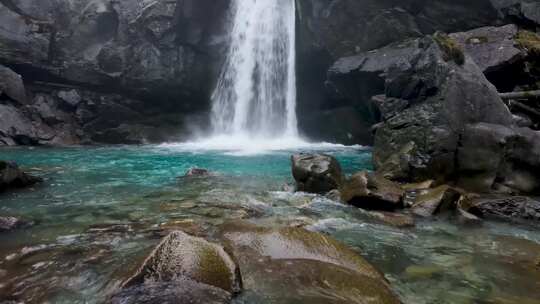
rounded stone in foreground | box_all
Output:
[121,231,240,299]
[220,222,401,304]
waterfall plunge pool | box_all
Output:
[0,145,539,303]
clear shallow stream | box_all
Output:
[0,146,539,304]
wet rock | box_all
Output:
[411,185,461,217]
[220,222,401,304]
[291,154,344,194]
[0,216,30,232]
[111,279,232,304]
[340,171,404,211]
[456,206,483,226]
[0,105,37,146]
[157,220,207,238]
[325,189,343,202]
[184,168,211,177]
[366,211,415,228]
[404,265,444,280]
[123,231,240,294]
[0,160,42,192]
[460,195,540,225]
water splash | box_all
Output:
[211,0,298,138]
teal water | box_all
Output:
[0,146,539,304]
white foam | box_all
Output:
[159,134,363,156]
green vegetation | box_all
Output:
[516,30,540,56]
[433,32,465,65]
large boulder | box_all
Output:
[122,231,240,294]
[328,34,518,189]
[291,154,344,194]
[457,123,540,194]
[113,231,240,303]
[220,222,401,304]
[340,171,405,211]
[111,280,232,304]
[0,160,41,192]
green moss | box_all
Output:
[465,36,489,44]
[433,32,465,65]
[516,30,540,56]
[196,245,234,292]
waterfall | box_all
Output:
[211,0,298,138]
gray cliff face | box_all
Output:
[295,0,539,145]
[0,0,231,145]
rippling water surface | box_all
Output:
[0,146,539,304]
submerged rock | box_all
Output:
[184,168,211,177]
[0,161,42,192]
[0,216,31,232]
[366,211,415,228]
[340,171,404,211]
[220,222,401,304]
[291,154,344,194]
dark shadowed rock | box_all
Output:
[340,171,404,211]
[220,222,401,304]
[0,160,42,192]
[184,168,211,177]
[0,65,26,104]
[366,211,415,228]
[291,154,344,194]
[457,123,540,194]
[110,279,231,304]
[460,194,540,225]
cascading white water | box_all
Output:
[166,0,355,153]
[211,0,298,138]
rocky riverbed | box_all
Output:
[0,146,539,303]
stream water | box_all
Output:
[0,146,539,304]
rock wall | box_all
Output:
[0,0,231,145]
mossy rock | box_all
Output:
[434,32,465,65]
[123,231,240,294]
[220,222,401,304]
[516,30,540,56]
